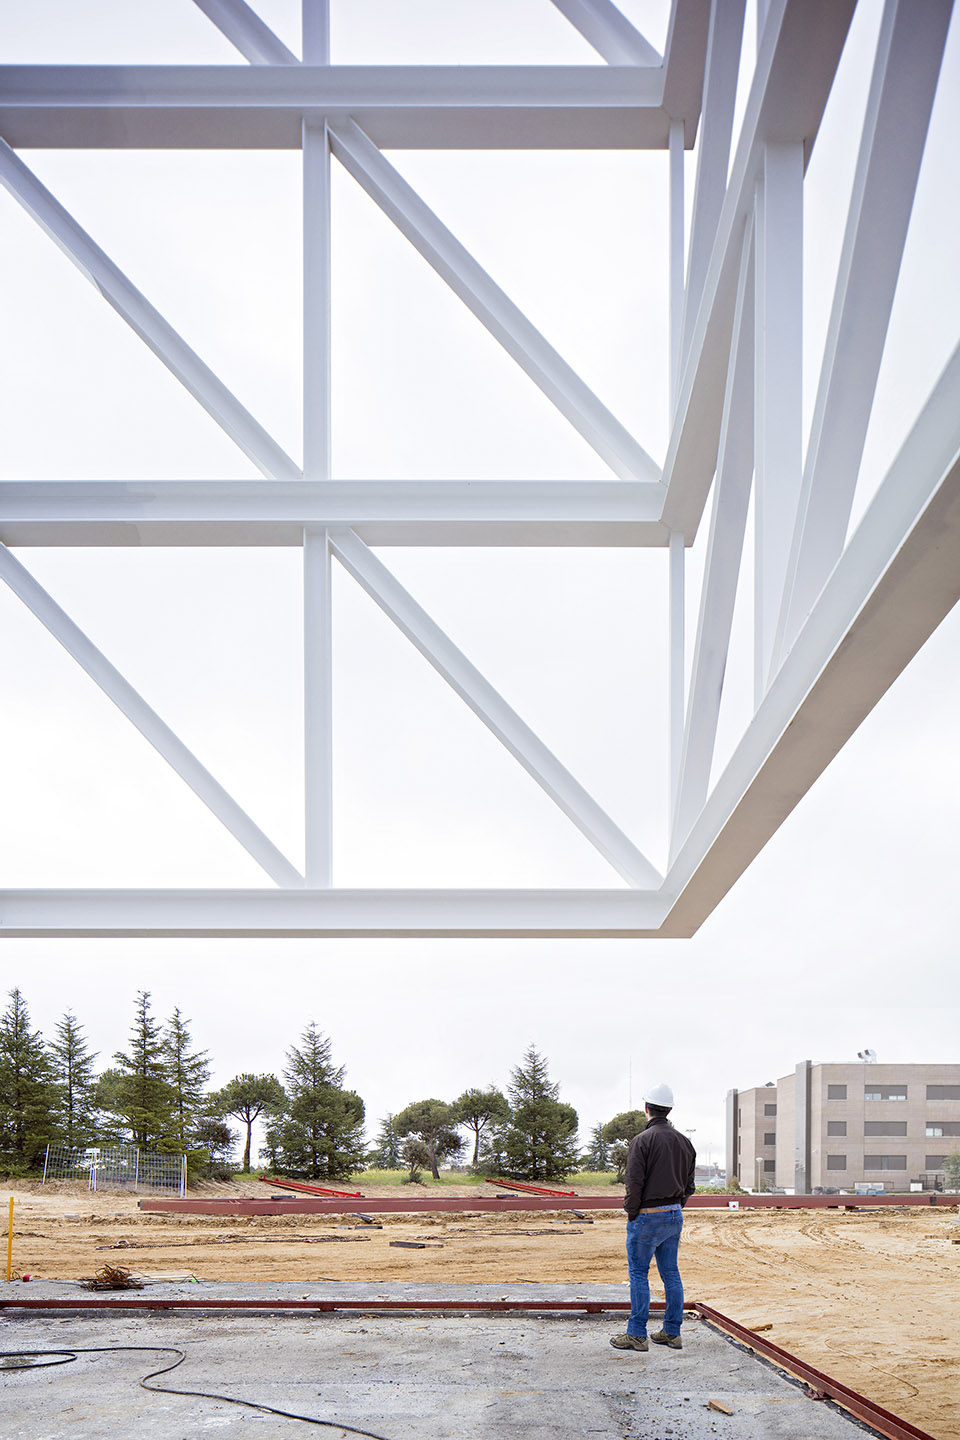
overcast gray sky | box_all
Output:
[0,0,957,1166]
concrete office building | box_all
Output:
[726,1063,960,1192]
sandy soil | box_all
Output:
[3,1182,958,1439]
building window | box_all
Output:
[863,1155,907,1170]
[926,1156,948,1170]
[737,1136,741,1155]
[764,1103,777,1116]
[763,1160,775,1172]
[864,1121,907,1136]
[827,1121,847,1137]
[827,1085,847,1100]
[865,1086,907,1100]
[738,1108,741,1126]
[764,1132,776,1146]
[927,1085,960,1101]
[826,1155,846,1170]
[926,1122,960,1137]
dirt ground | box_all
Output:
[3,1182,958,1440]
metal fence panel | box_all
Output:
[41,1143,186,1195]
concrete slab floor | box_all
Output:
[0,1283,886,1440]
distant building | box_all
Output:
[726,1062,960,1192]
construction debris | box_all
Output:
[80,1265,144,1291]
[707,1398,735,1415]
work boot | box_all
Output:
[650,1329,682,1349]
[609,1333,649,1351]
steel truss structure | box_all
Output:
[0,0,957,938]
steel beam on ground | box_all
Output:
[0,480,668,549]
[328,119,659,484]
[0,888,667,939]
[329,528,662,889]
[135,1191,951,1215]
[0,65,677,151]
[661,0,856,539]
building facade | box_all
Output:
[727,1062,960,1192]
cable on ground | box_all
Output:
[0,1345,392,1438]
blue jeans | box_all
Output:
[625,1206,684,1338]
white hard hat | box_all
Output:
[643,1082,674,1108]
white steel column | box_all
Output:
[753,141,802,700]
[668,530,685,821]
[776,0,952,660]
[302,2,333,887]
[669,118,685,414]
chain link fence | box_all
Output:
[41,1143,186,1195]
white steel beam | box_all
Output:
[753,141,802,698]
[662,339,960,935]
[192,0,299,65]
[329,119,659,484]
[0,545,304,889]
[328,529,662,889]
[680,0,746,370]
[0,66,674,151]
[549,0,662,66]
[0,888,668,939]
[0,480,667,548]
[302,84,334,885]
[671,231,754,857]
[669,118,685,413]
[0,141,301,483]
[776,0,952,659]
[661,0,856,539]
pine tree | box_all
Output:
[109,991,176,1148]
[369,1113,403,1169]
[212,1073,286,1172]
[264,1024,365,1180]
[452,1086,510,1168]
[0,989,57,1171]
[498,1044,579,1181]
[49,1011,98,1150]
[601,1110,647,1181]
[583,1122,611,1172]
[394,1100,462,1180]
[162,1008,211,1151]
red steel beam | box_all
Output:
[138,1192,955,1216]
[0,1294,936,1440]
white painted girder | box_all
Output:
[0,66,676,151]
[662,0,856,539]
[192,0,298,65]
[662,341,960,935]
[0,544,303,890]
[548,0,662,66]
[328,529,662,890]
[0,888,667,939]
[776,0,952,662]
[0,480,667,548]
[328,119,660,485]
[0,141,300,483]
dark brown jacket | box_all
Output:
[623,1117,697,1219]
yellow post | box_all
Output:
[6,1196,12,1282]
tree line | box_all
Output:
[0,988,650,1183]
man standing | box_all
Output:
[609,1082,696,1353]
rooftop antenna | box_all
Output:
[857,1049,878,1063]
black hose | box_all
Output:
[0,1345,392,1438]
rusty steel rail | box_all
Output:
[0,1293,936,1440]
[695,1303,936,1440]
[138,1191,956,1216]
